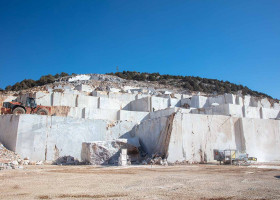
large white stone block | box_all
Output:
[68,107,84,118]
[0,115,20,151]
[129,97,151,112]
[0,115,137,161]
[151,96,169,111]
[167,114,240,163]
[92,91,109,98]
[225,94,235,104]
[228,104,243,117]
[235,96,243,105]
[134,116,170,155]
[148,108,176,119]
[191,96,208,108]
[261,108,280,119]
[208,95,225,105]
[77,95,99,109]
[99,97,122,110]
[75,84,93,93]
[241,118,280,161]
[52,92,77,107]
[35,92,52,106]
[169,98,181,107]
[274,103,280,110]
[260,98,272,108]
[118,110,149,122]
[250,97,261,107]
[243,106,261,119]
[180,98,191,108]
[81,139,138,165]
[68,74,91,82]
[84,108,118,121]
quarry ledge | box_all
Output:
[1,112,279,164]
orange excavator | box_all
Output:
[1,97,51,115]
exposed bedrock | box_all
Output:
[0,112,279,163]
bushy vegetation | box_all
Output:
[5,72,70,91]
[3,70,276,100]
[107,71,273,99]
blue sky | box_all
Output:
[0,1,279,99]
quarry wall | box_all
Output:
[241,118,280,162]
[167,113,280,163]
[167,114,240,163]
[0,115,137,161]
[1,88,280,164]
[0,115,20,152]
[0,112,279,163]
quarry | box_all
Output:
[0,73,280,199]
[0,73,279,165]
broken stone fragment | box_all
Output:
[53,156,80,165]
[11,160,18,166]
[36,161,43,165]
[82,139,140,165]
[22,160,30,165]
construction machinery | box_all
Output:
[1,97,51,115]
[214,149,256,165]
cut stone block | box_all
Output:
[81,139,139,165]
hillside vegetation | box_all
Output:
[107,71,275,100]
[1,72,71,92]
[0,71,277,101]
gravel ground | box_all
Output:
[0,164,279,200]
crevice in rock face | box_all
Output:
[234,118,246,153]
[154,113,176,158]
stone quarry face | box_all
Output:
[81,139,139,165]
[0,73,280,164]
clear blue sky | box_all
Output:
[0,1,279,99]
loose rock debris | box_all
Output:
[0,143,45,170]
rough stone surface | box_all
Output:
[81,139,139,165]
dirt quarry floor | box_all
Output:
[0,164,280,200]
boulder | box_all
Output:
[81,139,139,165]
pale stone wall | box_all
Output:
[167,113,280,163]
[118,110,149,122]
[76,95,98,109]
[261,108,280,119]
[243,106,261,119]
[92,91,109,98]
[10,115,137,161]
[68,107,84,118]
[169,98,181,107]
[34,92,52,106]
[99,97,123,110]
[180,98,191,107]
[84,108,118,121]
[109,92,136,103]
[151,96,169,111]
[129,97,150,112]
[52,92,77,107]
[134,116,169,155]
[191,96,208,108]
[167,113,240,163]
[0,115,20,151]
[241,118,280,161]
[149,108,176,119]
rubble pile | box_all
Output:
[53,156,81,165]
[0,142,23,170]
[0,143,46,170]
[141,154,168,166]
